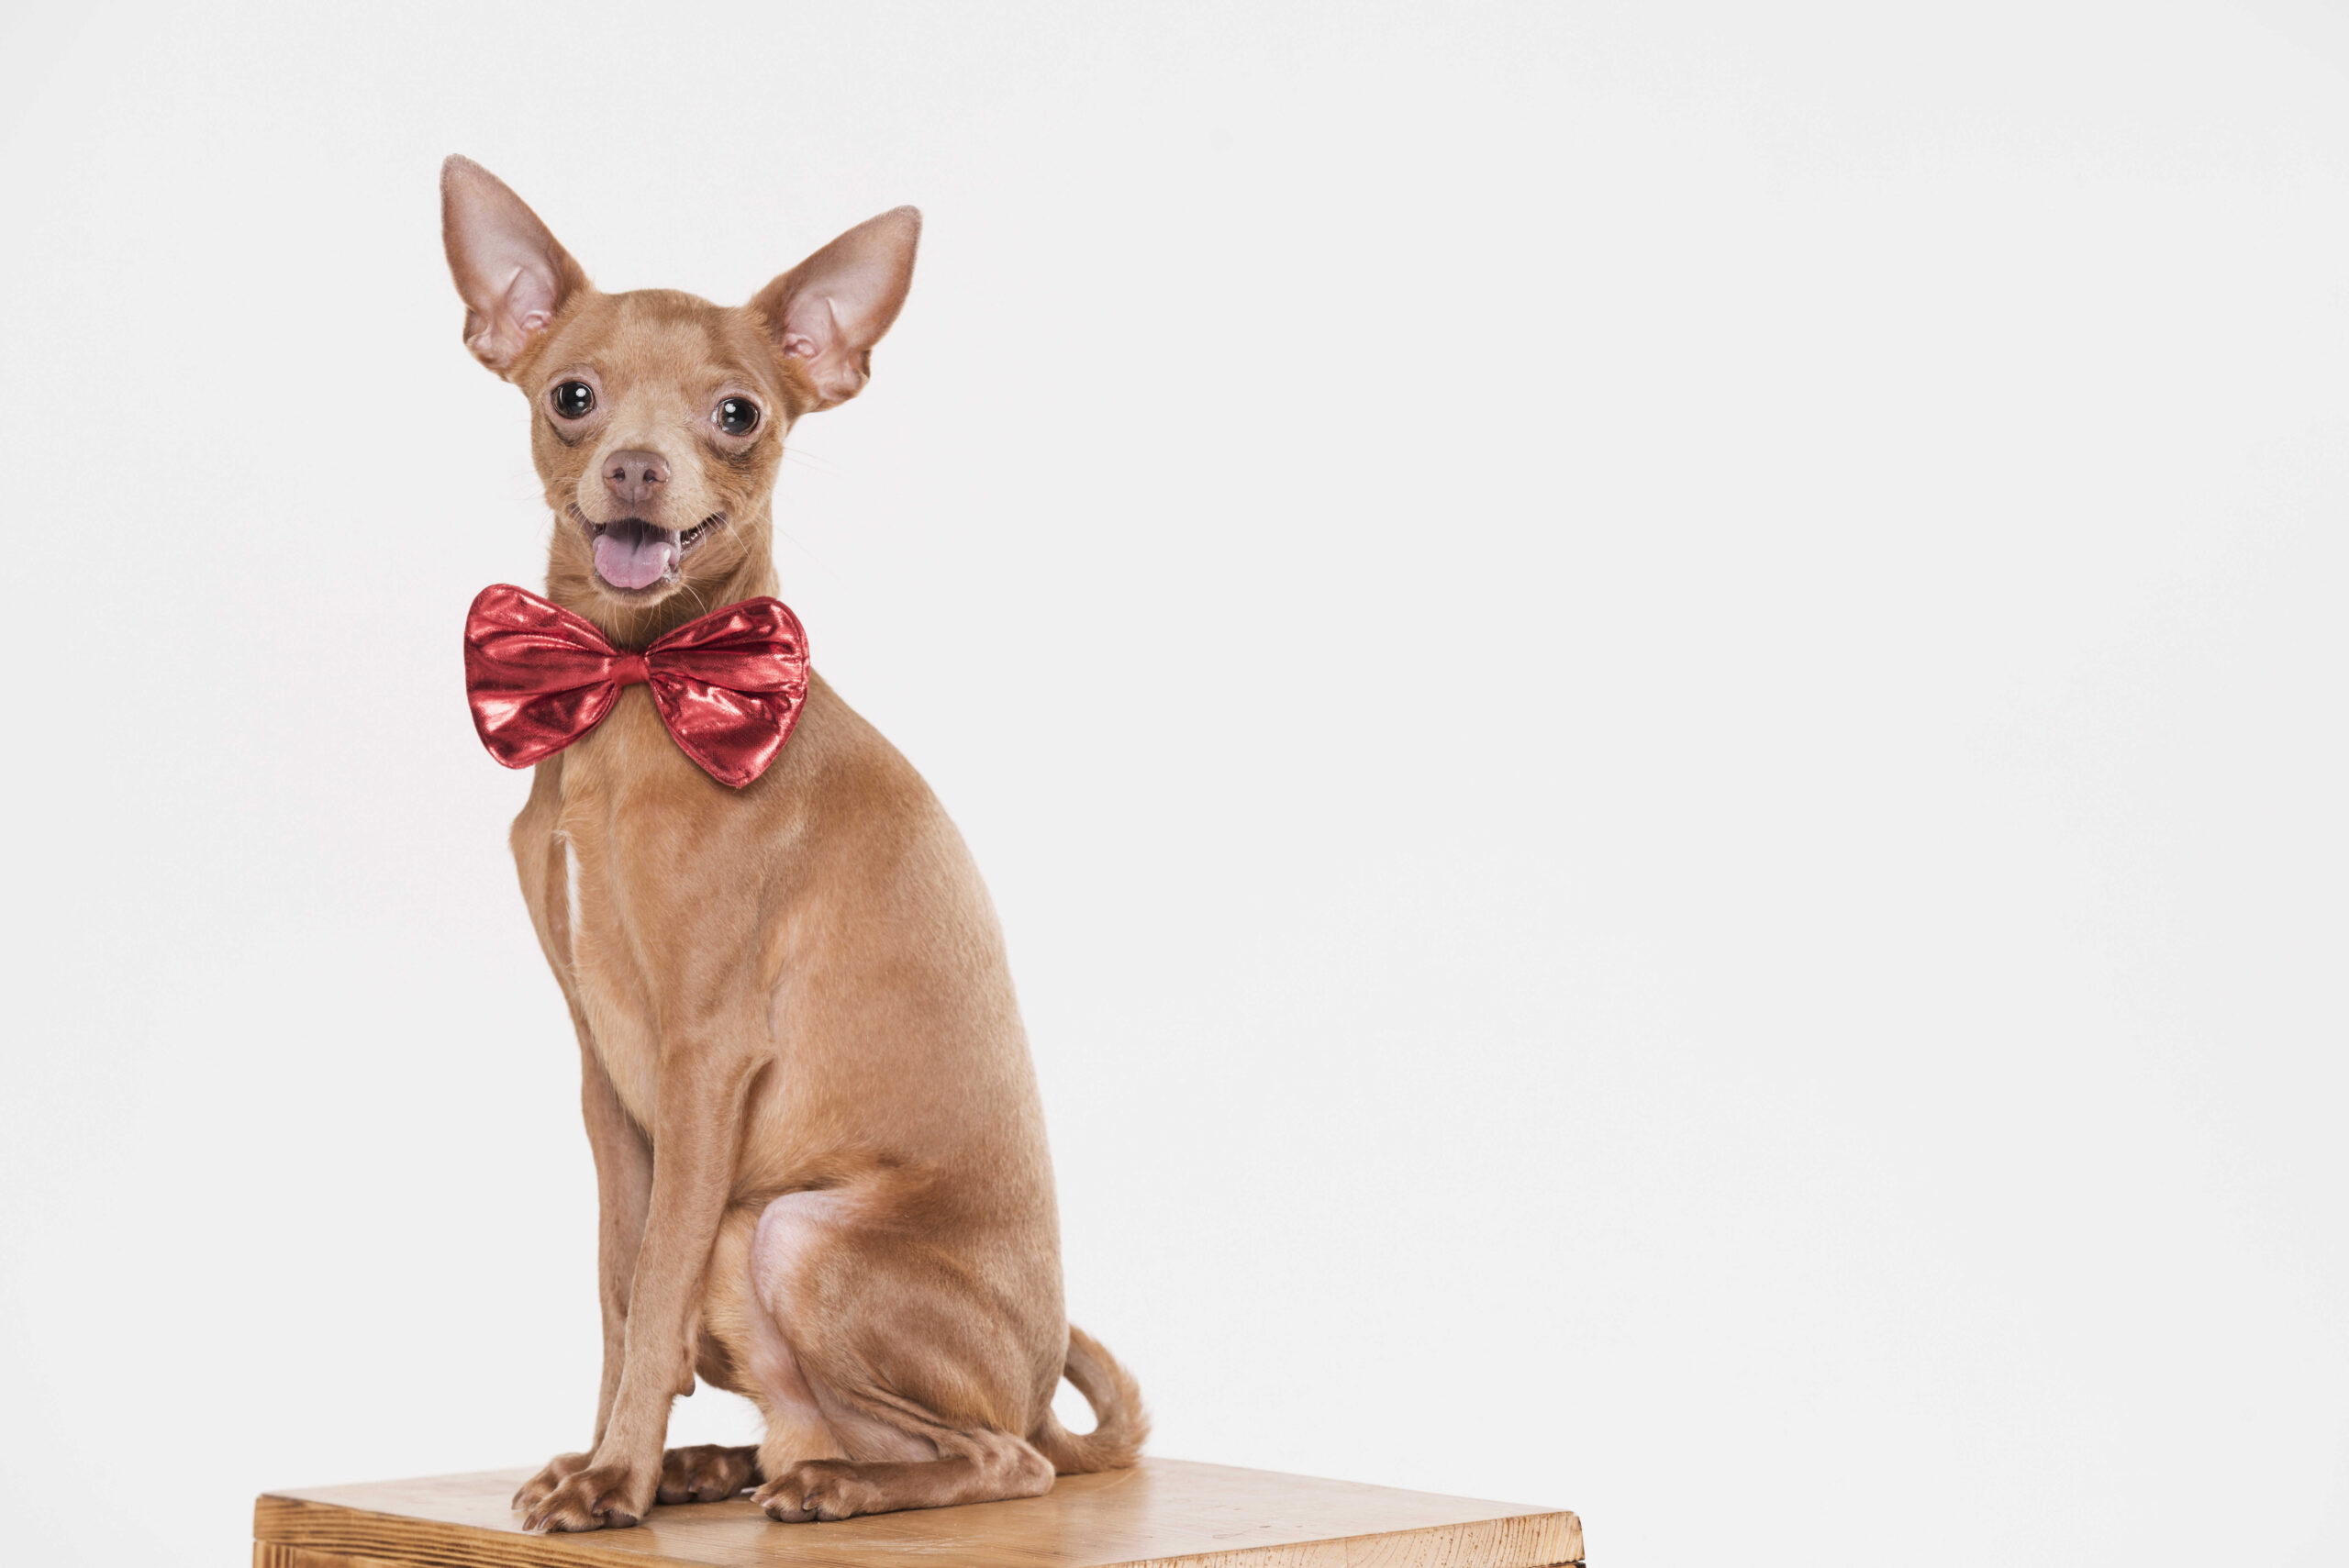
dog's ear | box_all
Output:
[440,156,590,378]
[750,207,921,410]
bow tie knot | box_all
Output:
[462,584,809,788]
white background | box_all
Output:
[3,3,2344,1563]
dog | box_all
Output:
[440,155,1144,1532]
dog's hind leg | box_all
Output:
[742,1187,1065,1522]
[756,1432,1057,1523]
[728,1193,857,1486]
[656,1445,761,1504]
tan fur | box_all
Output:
[440,156,1145,1532]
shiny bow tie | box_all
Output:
[463,584,810,788]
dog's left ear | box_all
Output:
[750,207,921,411]
[440,155,591,378]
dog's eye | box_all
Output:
[551,381,596,420]
[717,396,760,436]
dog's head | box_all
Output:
[440,155,917,620]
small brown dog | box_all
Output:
[440,156,1144,1532]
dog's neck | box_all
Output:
[550,513,781,649]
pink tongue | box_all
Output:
[594,530,677,590]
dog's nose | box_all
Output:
[603,450,670,507]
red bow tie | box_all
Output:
[463,584,809,789]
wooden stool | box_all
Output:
[252,1459,1586,1568]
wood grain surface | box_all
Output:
[252,1458,1585,1568]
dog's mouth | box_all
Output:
[571,506,726,593]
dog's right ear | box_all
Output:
[750,207,921,411]
[440,156,590,379]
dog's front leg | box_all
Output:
[511,1026,652,1515]
[581,1030,653,1445]
[520,1033,762,1532]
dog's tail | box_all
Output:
[1031,1323,1150,1474]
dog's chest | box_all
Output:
[546,721,747,1133]
[552,815,665,1130]
[521,687,808,1135]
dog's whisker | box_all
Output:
[780,446,847,475]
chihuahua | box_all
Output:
[440,156,1143,1531]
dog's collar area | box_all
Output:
[462,582,809,788]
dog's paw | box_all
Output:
[511,1452,591,1513]
[755,1460,885,1523]
[519,1456,656,1532]
[658,1443,760,1505]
